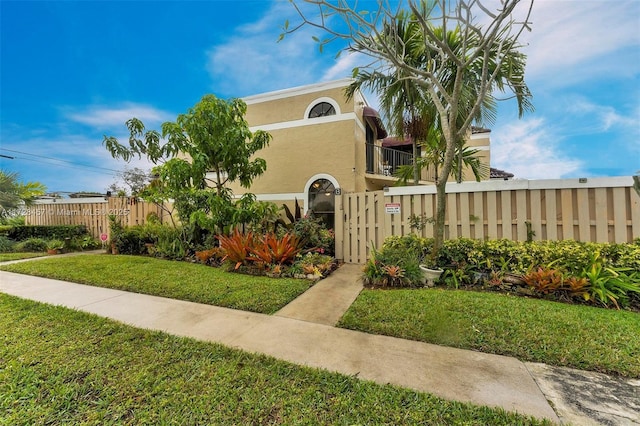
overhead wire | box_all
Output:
[0,148,122,175]
[0,146,155,193]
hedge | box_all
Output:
[7,225,89,241]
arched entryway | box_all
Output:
[305,175,337,230]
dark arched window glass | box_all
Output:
[308,178,335,229]
[308,102,336,118]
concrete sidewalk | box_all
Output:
[1,258,638,425]
[275,263,364,325]
[0,267,557,422]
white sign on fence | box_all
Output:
[385,203,401,214]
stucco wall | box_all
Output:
[230,80,366,198]
[239,119,360,195]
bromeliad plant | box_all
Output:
[291,252,337,279]
[380,264,407,287]
[217,230,304,273]
[247,233,302,266]
[522,266,589,302]
[371,235,640,311]
[362,244,423,288]
[194,247,226,266]
[217,230,256,270]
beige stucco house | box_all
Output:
[229,78,492,229]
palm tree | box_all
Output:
[347,11,532,253]
[346,12,437,185]
[0,170,46,222]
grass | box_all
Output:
[338,288,640,378]
[0,294,549,425]
[0,252,47,262]
[0,255,312,314]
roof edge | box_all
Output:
[243,78,354,105]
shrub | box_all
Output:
[290,215,334,255]
[8,225,88,241]
[438,238,482,267]
[0,236,16,253]
[153,225,187,260]
[78,235,101,250]
[372,236,640,310]
[363,244,422,288]
[115,227,147,255]
[46,239,65,251]
[382,234,433,263]
[15,237,48,252]
[599,242,640,271]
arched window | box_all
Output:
[308,102,336,118]
[308,178,335,229]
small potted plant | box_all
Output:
[46,239,65,255]
[419,264,443,287]
[419,251,443,287]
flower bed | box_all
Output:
[363,235,640,311]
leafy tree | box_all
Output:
[103,94,272,239]
[107,167,152,197]
[0,170,46,222]
[283,0,534,254]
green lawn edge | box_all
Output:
[0,252,47,262]
[338,288,640,378]
[0,255,311,314]
[0,294,549,425]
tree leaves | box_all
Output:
[103,94,272,235]
[0,170,46,220]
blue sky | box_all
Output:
[1,0,639,195]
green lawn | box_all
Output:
[338,288,640,378]
[0,294,548,425]
[0,252,47,262]
[0,255,311,314]
[4,254,638,379]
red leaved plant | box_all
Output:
[523,267,564,295]
[194,247,226,265]
[217,230,255,270]
[248,232,302,266]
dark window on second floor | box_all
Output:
[308,102,336,118]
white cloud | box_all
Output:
[66,104,174,129]
[206,1,353,97]
[521,1,640,83]
[321,51,364,81]
[491,118,583,179]
[565,97,638,133]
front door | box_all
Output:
[308,178,335,230]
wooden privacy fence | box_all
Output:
[24,197,173,240]
[336,177,640,264]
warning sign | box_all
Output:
[385,203,401,214]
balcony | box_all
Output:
[365,143,413,176]
[365,143,437,183]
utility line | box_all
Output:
[0,148,122,174]
[1,155,120,177]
